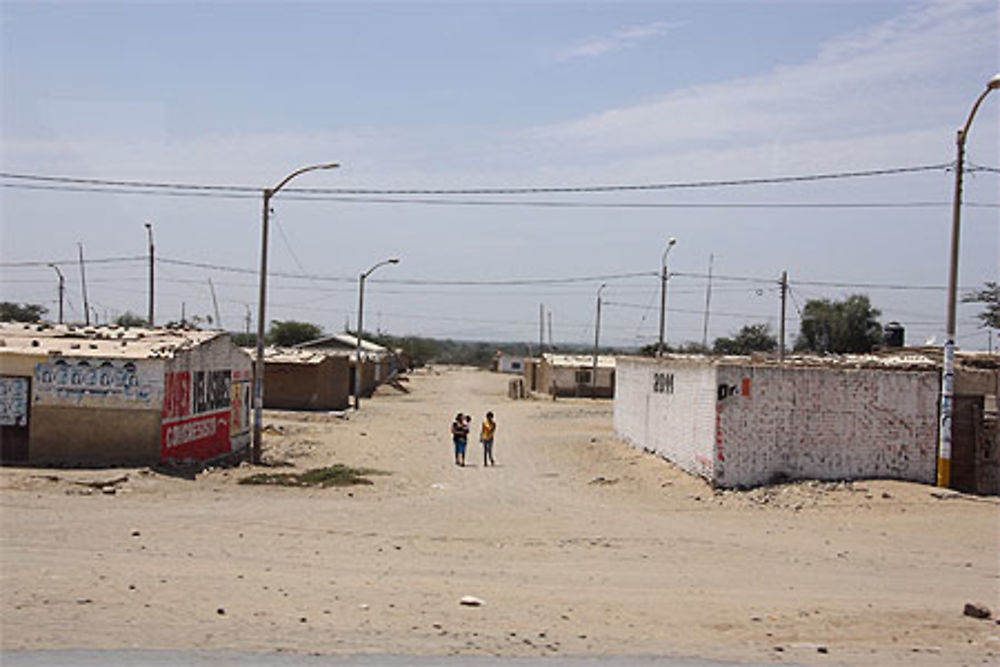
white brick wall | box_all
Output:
[716,364,938,487]
[614,356,717,482]
[615,356,940,488]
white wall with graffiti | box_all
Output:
[614,356,717,481]
[614,355,940,489]
[33,358,164,409]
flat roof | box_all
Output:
[542,353,616,369]
[0,322,227,360]
[615,351,974,372]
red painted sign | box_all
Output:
[161,369,233,461]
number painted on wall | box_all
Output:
[653,372,674,394]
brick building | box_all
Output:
[615,353,953,489]
[261,347,350,411]
[0,323,252,466]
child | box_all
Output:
[480,411,496,467]
[451,413,469,466]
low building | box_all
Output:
[494,351,526,375]
[536,353,616,398]
[296,333,394,398]
[614,352,998,492]
[262,348,350,411]
[0,323,251,466]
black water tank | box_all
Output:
[883,321,905,348]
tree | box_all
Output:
[962,281,999,330]
[794,294,882,353]
[0,302,47,323]
[713,323,777,355]
[267,320,323,347]
[230,332,257,347]
[114,311,148,328]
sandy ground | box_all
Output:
[1,366,998,665]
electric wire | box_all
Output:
[0,163,956,195]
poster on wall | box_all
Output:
[230,368,251,447]
[161,369,234,461]
[34,359,162,408]
[0,376,30,427]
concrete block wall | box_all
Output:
[614,356,717,482]
[715,365,939,487]
[615,355,940,489]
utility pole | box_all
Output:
[658,238,677,356]
[939,74,999,488]
[592,283,606,397]
[355,257,400,410]
[48,264,65,324]
[144,222,154,326]
[547,310,553,350]
[244,304,252,335]
[78,243,90,326]
[253,163,339,464]
[779,271,788,362]
[208,278,222,329]
[701,253,714,349]
[539,303,545,354]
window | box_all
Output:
[575,369,592,384]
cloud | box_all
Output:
[530,0,997,176]
[556,21,681,62]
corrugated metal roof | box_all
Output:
[296,333,388,354]
[0,322,226,360]
[257,347,342,365]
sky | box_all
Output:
[1,0,998,350]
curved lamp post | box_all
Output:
[592,283,607,397]
[354,257,400,410]
[657,237,677,356]
[938,73,1000,487]
[253,162,340,464]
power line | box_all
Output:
[7,181,998,209]
[0,162,969,196]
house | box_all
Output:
[614,352,998,492]
[296,333,393,398]
[0,323,251,466]
[493,351,526,374]
[536,353,616,398]
[261,347,350,412]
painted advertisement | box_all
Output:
[230,368,251,447]
[33,359,162,408]
[161,369,234,461]
[0,376,30,427]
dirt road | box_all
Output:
[2,367,997,665]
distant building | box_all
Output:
[296,333,394,398]
[494,351,525,374]
[261,347,350,412]
[0,323,251,466]
[614,352,998,493]
[536,353,616,398]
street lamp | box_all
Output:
[658,238,677,356]
[47,264,65,324]
[355,257,400,410]
[144,222,154,327]
[253,162,340,464]
[937,73,1000,488]
[592,283,607,397]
